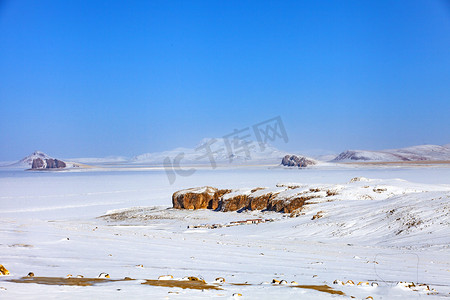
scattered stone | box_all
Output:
[346,280,355,286]
[183,276,206,284]
[0,265,9,276]
[349,177,370,183]
[333,280,344,285]
[214,277,225,283]
[97,273,110,279]
[312,211,324,220]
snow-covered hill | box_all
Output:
[132,138,289,165]
[4,151,54,168]
[333,144,450,162]
[19,151,52,166]
[3,151,70,170]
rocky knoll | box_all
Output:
[281,155,317,167]
[172,186,217,209]
[31,158,66,169]
[172,185,326,213]
[172,187,232,210]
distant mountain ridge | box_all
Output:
[333,144,450,162]
[132,138,288,165]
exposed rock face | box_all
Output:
[31,158,66,169]
[172,186,219,209]
[220,193,250,212]
[211,189,231,210]
[46,158,66,168]
[281,155,316,167]
[172,186,313,213]
[248,192,273,210]
[31,158,44,169]
[268,195,317,213]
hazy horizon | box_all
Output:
[1,1,450,161]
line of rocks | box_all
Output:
[172,186,321,213]
[31,158,66,169]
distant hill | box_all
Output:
[6,151,68,169]
[132,138,289,165]
[333,144,450,162]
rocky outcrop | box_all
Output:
[221,193,250,212]
[268,195,317,213]
[172,186,218,209]
[248,191,274,211]
[31,158,44,169]
[31,158,66,169]
[211,189,231,210]
[172,186,316,213]
[281,155,316,167]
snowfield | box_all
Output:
[0,165,450,299]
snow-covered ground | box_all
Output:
[0,165,449,299]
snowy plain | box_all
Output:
[0,164,450,299]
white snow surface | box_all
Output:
[0,165,450,299]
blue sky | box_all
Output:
[1,0,449,160]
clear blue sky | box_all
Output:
[1,0,449,160]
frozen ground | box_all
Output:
[0,165,450,299]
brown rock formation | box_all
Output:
[172,186,218,209]
[248,191,273,210]
[210,189,231,210]
[268,195,317,213]
[172,186,315,213]
[220,193,250,212]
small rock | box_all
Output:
[0,265,9,276]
